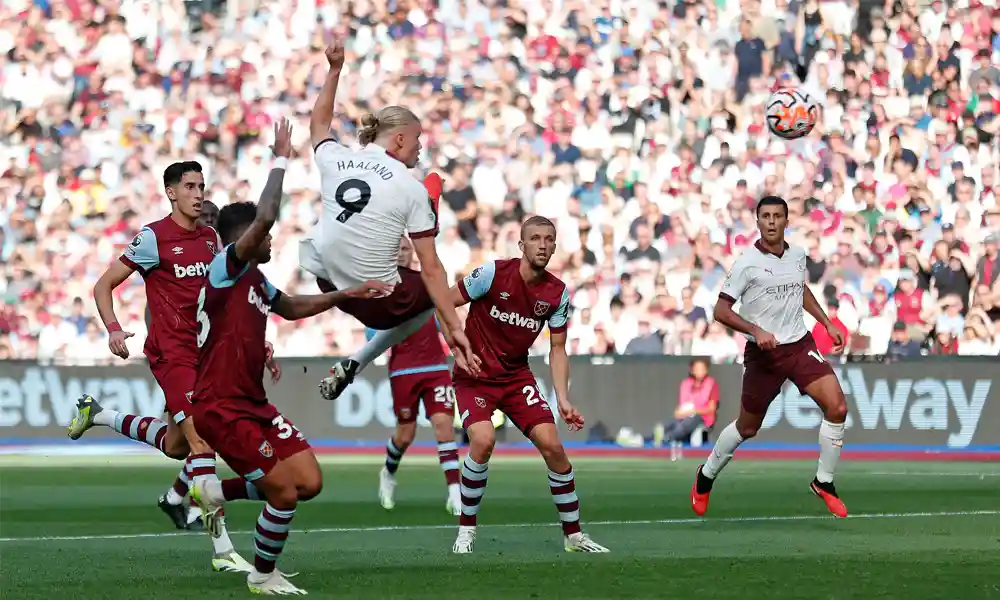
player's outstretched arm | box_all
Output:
[411,237,463,333]
[310,42,345,149]
[271,281,394,321]
[94,260,138,359]
[232,120,292,264]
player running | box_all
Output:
[69,160,250,571]
[442,216,608,554]
[188,118,389,596]
[692,196,849,518]
[300,41,480,397]
[368,236,462,515]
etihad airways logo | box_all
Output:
[489,305,542,332]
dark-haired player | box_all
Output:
[188,119,390,596]
[368,236,461,515]
[70,161,250,571]
[444,215,608,554]
[692,196,849,518]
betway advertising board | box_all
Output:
[0,359,997,449]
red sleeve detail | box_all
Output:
[458,278,472,303]
[549,323,567,334]
[718,293,736,304]
[119,255,145,275]
[409,227,438,239]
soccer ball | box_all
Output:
[766,88,819,140]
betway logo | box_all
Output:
[489,305,542,332]
[248,285,271,316]
[0,367,165,428]
[762,368,991,448]
[174,262,209,278]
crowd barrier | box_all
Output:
[0,357,997,450]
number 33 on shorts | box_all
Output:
[272,415,305,441]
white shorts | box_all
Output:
[298,237,327,282]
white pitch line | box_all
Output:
[867,471,1000,478]
[1,509,996,544]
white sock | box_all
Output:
[702,421,744,479]
[94,408,119,427]
[212,521,235,555]
[816,419,845,484]
[350,309,434,372]
[202,479,226,504]
[165,488,185,505]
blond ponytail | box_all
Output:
[357,113,380,146]
[356,106,420,146]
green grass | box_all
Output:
[1,456,999,599]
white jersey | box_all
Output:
[719,241,809,346]
[300,140,437,289]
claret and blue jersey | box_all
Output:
[365,314,449,378]
[457,258,570,381]
[193,244,282,404]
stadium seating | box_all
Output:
[2,0,999,361]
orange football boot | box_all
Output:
[810,478,848,518]
[690,464,713,516]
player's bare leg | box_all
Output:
[802,374,849,518]
[453,421,494,554]
[194,450,321,595]
[320,309,435,400]
[691,407,760,516]
[528,423,609,553]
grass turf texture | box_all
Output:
[1,456,999,599]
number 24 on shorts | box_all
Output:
[272,415,304,441]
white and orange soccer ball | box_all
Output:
[765,88,819,140]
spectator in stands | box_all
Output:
[813,298,849,356]
[664,358,718,442]
[3,0,1000,363]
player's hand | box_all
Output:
[270,118,293,159]
[108,330,134,360]
[264,341,282,383]
[755,330,778,350]
[343,280,395,299]
[325,42,345,72]
[827,323,845,354]
[558,402,585,432]
[448,329,483,376]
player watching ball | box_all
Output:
[189,118,391,596]
[69,161,251,573]
[691,196,849,519]
[367,236,463,516]
[443,216,608,553]
[299,41,481,398]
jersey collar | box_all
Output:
[367,142,402,162]
[754,239,789,257]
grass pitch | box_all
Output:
[1,455,998,599]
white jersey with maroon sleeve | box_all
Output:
[719,241,809,346]
[299,139,437,290]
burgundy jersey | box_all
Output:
[456,258,570,381]
[366,316,449,376]
[193,244,281,403]
[119,216,221,367]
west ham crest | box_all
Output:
[475,397,487,409]
[206,240,217,255]
[533,300,550,317]
[258,441,274,458]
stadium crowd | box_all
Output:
[3,0,1000,363]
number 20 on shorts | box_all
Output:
[522,385,542,405]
